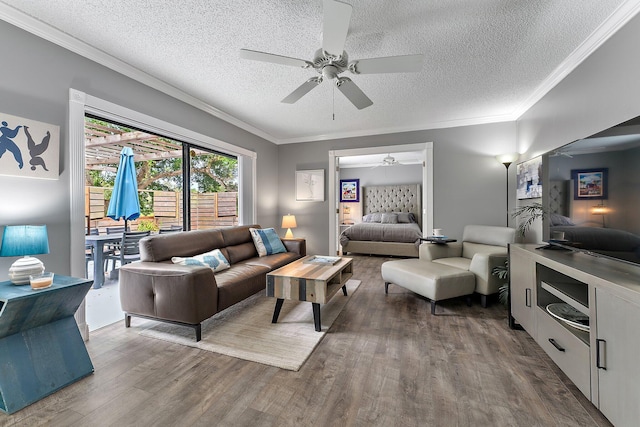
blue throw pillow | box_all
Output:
[250,227,287,257]
[171,249,230,272]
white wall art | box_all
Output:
[0,112,59,180]
[296,169,324,201]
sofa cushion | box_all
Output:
[215,263,271,311]
[140,228,225,262]
[433,257,472,271]
[171,248,230,273]
[225,242,259,265]
[250,227,287,257]
[243,251,301,271]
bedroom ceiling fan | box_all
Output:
[371,153,415,168]
[239,0,424,110]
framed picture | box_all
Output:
[340,179,359,202]
[516,156,542,199]
[0,111,60,180]
[572,168,608,199]
[295,169,325,201]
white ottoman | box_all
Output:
[381,259,476,314]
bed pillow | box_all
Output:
[171,249,230,272]
[249,227,287,257]
[381,213,398,224]
[550,213,576,226]
[363,213,383,223]
[396,212,417,223]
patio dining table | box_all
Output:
[85,233,122,289]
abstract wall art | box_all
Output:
[0,112,59,180]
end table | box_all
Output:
[0,275,94,414]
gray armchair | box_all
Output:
[420,225,515,307]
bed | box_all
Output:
[340,184,423,257]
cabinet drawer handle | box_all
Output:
[548,338,565,352]
[525,288,531,307]
[596,338,607,370]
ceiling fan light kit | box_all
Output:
[240,0,424,110]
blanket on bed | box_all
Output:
[340,222,423,246]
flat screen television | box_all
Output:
[542,116,640,266]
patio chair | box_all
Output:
[104,230,150,270]
[104,226,129,270]
[85,228,99,277]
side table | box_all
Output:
[0,275,94,414]
[420,237,457,244]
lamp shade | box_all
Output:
[0,225,49,257]
[495,153,519,166]
[281,215,297,229]
[1,225,49,285]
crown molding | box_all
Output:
[274,113,516,144]
[512,0,640,119]
[0,3,278,144]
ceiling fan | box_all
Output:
[239,0,424,110]
[380,154,401,166]
[550,150,573,158]
[370,153,413,168]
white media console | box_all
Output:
[509,244,640,427]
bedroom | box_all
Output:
[337,150,425,257]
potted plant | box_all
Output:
[493,202,547,306]
[512,202,546,237]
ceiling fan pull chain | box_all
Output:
[333,84,335,121]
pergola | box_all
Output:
[84,121,182,172]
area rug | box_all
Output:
[139,279,360,371]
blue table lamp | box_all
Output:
[0,225,50,285]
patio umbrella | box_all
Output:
[107,147,140,230]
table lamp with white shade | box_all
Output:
[281,214,297,239]
[0,225,50,285]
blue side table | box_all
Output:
[0,275,94,414]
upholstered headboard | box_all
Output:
[363,184,422,227]
[549,180,569,216]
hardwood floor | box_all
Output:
[1,256,612,427]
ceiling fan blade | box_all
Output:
[323,0,352,57]
[349,54,424,74]
[281,78,323,104]
[336,78,373,110]
[239,49,310,68]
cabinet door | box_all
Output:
[509,247,536,336]
[595,289,640,427]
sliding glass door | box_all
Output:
[84,116,238,233]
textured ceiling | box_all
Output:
[1,0,637,144]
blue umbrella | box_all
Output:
[107,147,140,229]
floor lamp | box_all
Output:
[496,153,519,226]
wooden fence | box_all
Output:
[86,187,238,232]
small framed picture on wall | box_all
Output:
[340,179,359,202]
[571,168,608,199]
[295,169,325,201]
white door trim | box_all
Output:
[328,142,433,255]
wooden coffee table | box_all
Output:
[266,255,353,331]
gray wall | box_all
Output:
[518,12,640,161]
[278,121,518,255]
[0,20,278,280]
[518,11,640,240]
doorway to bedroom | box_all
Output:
[328,143,433,255]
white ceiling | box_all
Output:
[339,151,423,168]
[2,0,639,144]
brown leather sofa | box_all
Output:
[119,224,306,341]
